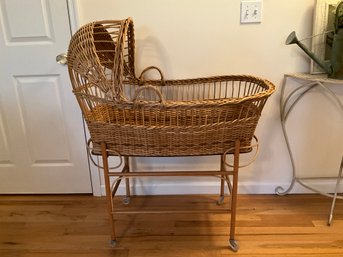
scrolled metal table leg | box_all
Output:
[327,156,343,226]
[278,75,343,225]
[275,78,317,196]
[275,178,296,196]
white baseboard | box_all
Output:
[99,180,343,196]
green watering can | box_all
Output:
[286,1,343,79]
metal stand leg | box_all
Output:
[123,156,131,205]
[100,141,242,251]
[217,157,225,205]
[328,156,343,225]
[101,143,117,247]
[229,140,240,252]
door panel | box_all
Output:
[14,75,71,164]
[0,0,92,193]
[0,0,54,44]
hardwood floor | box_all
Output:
[0,194,342,257]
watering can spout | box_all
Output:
[285,31,333,75]
[286,2,343,79]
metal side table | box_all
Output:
[275,73,343,225]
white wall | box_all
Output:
[75,0,343,195]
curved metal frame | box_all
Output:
[275,73,343,225]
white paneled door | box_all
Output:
[0,0,92,193]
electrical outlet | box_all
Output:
[240,1,262,24]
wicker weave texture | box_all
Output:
[67,18,275,157]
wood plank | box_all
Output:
[0,194,342,257]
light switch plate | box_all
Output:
[240,1,262,24]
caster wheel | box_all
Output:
[122,196,130,205]
[229,239,239,252]
[216,196,225,205]
[109,240,117,248]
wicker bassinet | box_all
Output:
[67,18,275,251]
[67,18,275,157]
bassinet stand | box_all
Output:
[99,140,241,252]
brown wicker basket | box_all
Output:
[67,18,275,157]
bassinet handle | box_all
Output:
[222,135,259,168]
[133,84,165,104]
[138,66,165,86]
[86,139,123,170]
